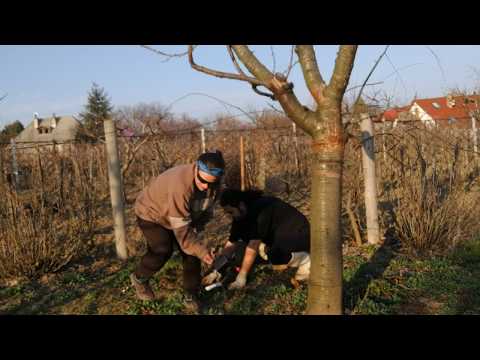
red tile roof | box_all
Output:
[413,95,480,122]
[376,106,410,122]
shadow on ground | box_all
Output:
[343,237,398,314]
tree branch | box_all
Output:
[345,82,384,93]
[121,135,151,179]
[270,45,276,73]
[296,45,326,104]
[188,45,265,86]
[140,45,194,63]
[352,45,389,107]
[252,84,276,100]
[285,45,297,78]
[231,45,274,82]
[327,45,359,100]
[232,45,315,134]
[227,45,248,77]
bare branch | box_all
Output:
[121,135,151,178]
[267,103,286,115]
[328,45,359,100]
[425,45,447,85]
[231,46,275,82]
[381,62,424,82]
[0,93,7,102]
[188,45,265,86]
[385,53,407,94]
[352,45,389,107]
[345,82,384,93]
[140,45,194,63]
[226,45,248,77]
[165,91,257,123]
[270,45,276,73]
[285,46,297,78]
[296,45,327,104]
[252,84,276,100]
[232,45,315,134]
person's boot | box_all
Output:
[258,243,269,261]
[182,292,202,314]
[130,273,155,301]
[289,252,310,282]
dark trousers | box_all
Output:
[134,217,201,294]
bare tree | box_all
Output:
[179,45,357,314]
[142,45,357,313]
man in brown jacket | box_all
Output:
[130,151,225,313]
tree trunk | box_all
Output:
[307,112,344,315]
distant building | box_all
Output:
[376,94,480,129]
[14,113,84,152]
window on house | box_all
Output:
[432,102,441,109]
[448,117,457,124]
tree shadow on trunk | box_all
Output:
[343,234,398,314]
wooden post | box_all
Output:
[103,118,128,260]
[359,113,380,245]
[472,115,478,162]
[292,122,299,174]
[10,138,19,190]
[240,135,245,191]
[201,127,206,154]
[0,145,3,187]
[89,147,94,183]
[256,155,266,190]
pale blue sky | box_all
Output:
[1,45,480,129]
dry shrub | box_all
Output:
[341,131,366,245]
[0,146,99,282]
[377,124,480,257]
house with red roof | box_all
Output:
[377,94,480,129]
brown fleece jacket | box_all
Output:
[135,163,218,259]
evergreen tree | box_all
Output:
[79,83,113,139]
[0,120,24,143]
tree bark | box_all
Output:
[307,110,344,315]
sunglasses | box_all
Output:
[196,171,220,187]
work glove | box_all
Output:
[201,270,222,286]
[228,271,247,290]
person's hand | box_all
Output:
[201,270,222,286]
[228,272,247,290]
[202,249,215,265]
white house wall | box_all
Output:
[410,102,435,126]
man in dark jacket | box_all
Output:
[202,189,310,289]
